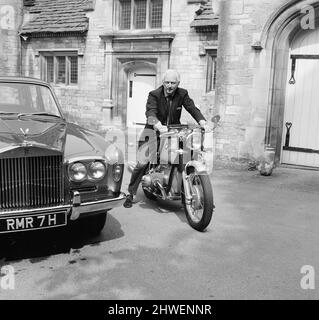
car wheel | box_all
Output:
[72,211,107,236]
[86,212,107,235]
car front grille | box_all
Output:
[0,155,64,210]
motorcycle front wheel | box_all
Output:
[182,172,214,232]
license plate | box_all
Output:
[0,211,67,234]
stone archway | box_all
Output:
[261,0,319,163]
[100,32,174,126]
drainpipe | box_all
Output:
[19,34,28,76]
[18,3,27,76]
[170,0,173,67]
[17,4,22,76]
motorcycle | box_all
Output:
[141,115,220,232]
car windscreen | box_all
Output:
[0,82,62,117]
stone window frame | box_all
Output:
[206,48,217,92]
[115,0,163,31]
[39,50,80,86]
[187,0,207,3]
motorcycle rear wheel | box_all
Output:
[182,172,214,232]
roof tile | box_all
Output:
[20,0,90,35]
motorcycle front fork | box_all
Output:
[182,171,192,205]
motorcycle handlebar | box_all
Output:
[134,114,220,132]
[167,124,204,130]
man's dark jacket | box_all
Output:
[145,86,205,128]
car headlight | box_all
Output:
[112,163,123,182]
[88,161,106,180]
[69,162,87,182]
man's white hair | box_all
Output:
[163,69,180,82]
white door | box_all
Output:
[281,29,319,167]
[126,68,156,127]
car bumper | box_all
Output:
[0,193,126,220]
[70,191,126,220]
[0,193,126,234]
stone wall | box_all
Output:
[5,0,307,166]
[21,36,107,130]
[0,0,23,76]
[170,0,218,123]
[21,0,218,132]
[215,0,292,162]
[21,0,113,130]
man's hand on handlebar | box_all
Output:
[153,121,168,134]
[199,120,210,131]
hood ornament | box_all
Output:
[20,127,30,137]
[20,128,32,147]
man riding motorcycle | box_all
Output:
[123,69,208,208]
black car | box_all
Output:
[0,76,125,235]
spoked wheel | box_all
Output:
[182,171,214,231]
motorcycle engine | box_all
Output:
[142,166,170,190]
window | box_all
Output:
[134,0,147,29]
[150,0,163,28]
[0,83,61,116]
[29,85,61,116]
[0,86,20,105]
[118,0,163,30]
[206,51,217,92]
[41,52,78,85]
[119,0,131,29]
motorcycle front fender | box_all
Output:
[185,160,207,175]
[182,161,208,204]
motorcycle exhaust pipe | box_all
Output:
[154,179,167,200]
[182,172,192,205]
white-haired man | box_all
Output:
[124,69,207,208]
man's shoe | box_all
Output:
[123,194,133,208]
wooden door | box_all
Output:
[126,68,156,127]
[281,29,319,167]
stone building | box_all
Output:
[16,0,219,132]
[1,0,319,169]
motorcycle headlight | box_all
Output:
[69,162,87,182]
[112,163,123,182]
[88,161,106,180]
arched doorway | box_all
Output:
[126,66,156,127]
[260,0,319,168]
[282,28,319,167]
